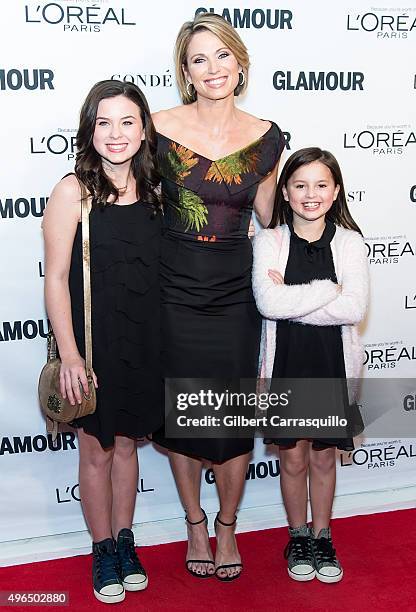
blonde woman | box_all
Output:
[152,13,285,581]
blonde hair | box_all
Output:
[174,13,250,104]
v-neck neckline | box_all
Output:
[156,121,274,164]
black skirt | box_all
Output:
[152,233,261,462]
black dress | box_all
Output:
[152,122,285,462]
[69,201,163,448]
[267,218,354,451]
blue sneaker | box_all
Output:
[116,529,148,591]
[92,538,125,603]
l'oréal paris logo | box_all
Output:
[346,9,416,39]
[24,2,136,33]
[343,125,416,155]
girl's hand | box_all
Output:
[59,355,98,405]
[268,269,284,285]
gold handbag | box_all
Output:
[38,187,96,439]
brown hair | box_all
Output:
[174,12,249,104]
[75,80,159,208]
[269,147,362,234]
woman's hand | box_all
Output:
[268,269,284,285]
[59,354,98,405]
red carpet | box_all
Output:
[2,509,416,611]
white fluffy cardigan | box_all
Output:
[252,224,369,401]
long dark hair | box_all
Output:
[269,147,362,235]
[75,80,160,208]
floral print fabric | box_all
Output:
[157,122,285,241]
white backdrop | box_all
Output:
[1,0,415,563]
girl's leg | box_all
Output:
[111,435,138,537]
[78,428,114,541]
[308,446,343,583]
[78,429,125,603]
[279,441,315,582]
[279,440,309,527]
[212,452,250,579]
[169,451,214,576]
[111,435,148,592]
[308,446,336,533]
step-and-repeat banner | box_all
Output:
[1,1,415,544]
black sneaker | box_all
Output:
[284,525,315,581]
[92,538,125,604]
[116,528,148,591]
[311,527,343,583]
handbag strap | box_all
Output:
[80,183,93,377]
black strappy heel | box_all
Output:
[185,509,215,578]
[214,513,243,582]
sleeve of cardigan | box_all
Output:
[293,232,369,326]
[252,229,339,320]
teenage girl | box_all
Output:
[252,147,369,583]
[43,80,162,603]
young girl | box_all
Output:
[43,80,162,603]
[252,147,369,583]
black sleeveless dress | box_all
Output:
[152,122,286,462]
[69,201,163,448]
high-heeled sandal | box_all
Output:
[214,513,243,582]
[185,509,215,578]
